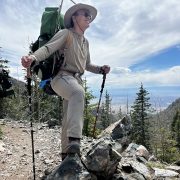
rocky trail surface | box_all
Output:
[1,118,180,180]
[0,120,62,180]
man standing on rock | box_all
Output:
[21,2,110,176]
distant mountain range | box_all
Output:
[10,76,180,123]
[11,77,26,88]
[155,97,180,128]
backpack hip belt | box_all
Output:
[58,70,83,84]
[58,70,83,78]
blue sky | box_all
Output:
[0,0,180,112]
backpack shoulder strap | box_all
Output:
[64,30,73,49]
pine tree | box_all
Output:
[0,48,11,118]
[157,127,179,163]
[100,91,112,129]
[171,110,180,150]
[117,106,123,120]
[131,83,151,149]
[100,103,107,129]
[83,78,96,136]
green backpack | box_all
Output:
[40,7,65,47]
[32,7,65,51]
[31,7,65,95]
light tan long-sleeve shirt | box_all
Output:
[31,29,101,74]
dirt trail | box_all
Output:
[0,122,33,179]
[0,121,62,180]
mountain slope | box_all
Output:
[156,98,180,128]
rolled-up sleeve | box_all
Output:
[32,29,69,62]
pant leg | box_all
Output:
[61,99,69,154]
[51,73,85,152]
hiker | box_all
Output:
[0,68,14,98]
[21,3,110,163]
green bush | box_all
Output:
[147,161,165,169]
[157,146,180,163]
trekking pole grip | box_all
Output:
[100,73,106,93]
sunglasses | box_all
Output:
[75,12,92,20]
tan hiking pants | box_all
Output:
[51,72,84,153]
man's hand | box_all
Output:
[21,56,34,68]
[101,65,110,74]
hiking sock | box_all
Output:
[67,137,81,155]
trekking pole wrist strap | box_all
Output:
[99,66,105,74]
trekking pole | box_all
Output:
[27,68,36,180]
[70,0,76,4]
[92,73,106,138]
[58,0,64,14]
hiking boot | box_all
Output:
[46,153,84,180]
[67,141,80,155]
[61,137,81,161]
[45,138,85,179]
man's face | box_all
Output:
[73,9,92,30]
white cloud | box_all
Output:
[107,66,180,88]
[90,0,180,66]
[111,67,131,74]
[84,66,180,92]
[0,0,180,89]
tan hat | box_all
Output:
[64,3,97,28]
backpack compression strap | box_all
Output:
[52,30,73,74]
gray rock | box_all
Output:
[47,119,59,128]
[126,173,146,180]
[0,140,5,152]
[135,145,149,160]
[166,165,180,173]
[83,140,121,179]
[122,143,140,157]
[154,167,179,178]
[120,157,155,179]
[44,159,54,165]
[175,159,180,166]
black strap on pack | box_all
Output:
[92,73,106,138]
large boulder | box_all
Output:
[98,115,132,153]
[82,139,121,179]
[45,154,92,180]
[99,115,132,140]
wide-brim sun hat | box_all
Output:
[64,3,97,28]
